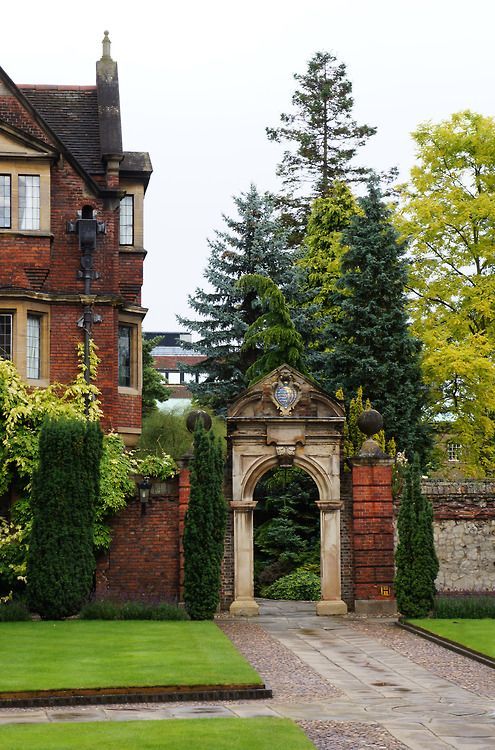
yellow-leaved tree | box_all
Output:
[397,111,495,475]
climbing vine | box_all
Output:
[0,346,177,599]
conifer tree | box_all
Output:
[178,185,292,413]
[395,455,439,617]
[238,274,306,382]
[327,181,430,460]
[27,418,103,619]
[294,182,360,389]
[266,51,376,237]
[183,424,227,619]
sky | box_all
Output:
[2,0,495,330]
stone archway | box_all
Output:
[226,365,346,616]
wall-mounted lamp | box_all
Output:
[138,476,152,515]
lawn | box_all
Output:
[410,618,495,659]
[0,718,315,750]
[0,621,262,693]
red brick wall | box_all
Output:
[95,479,181,603]
[352,459,395,602]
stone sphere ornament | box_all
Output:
[357,408,383,437]
[186,409,212,433]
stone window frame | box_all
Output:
[117,314,142,396]
[0,160,50,235]
[0,301,49,385]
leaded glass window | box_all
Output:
[18,175,40,230]
[119,195,134,245]
[27,315,41,379]
[0,176,11,228]
[0,314,12,360]
[118,325,132,387]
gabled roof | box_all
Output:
[0,65,103,195]
[20,86,104,174]
[0,33,152,194]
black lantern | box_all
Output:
[138,476,152,514]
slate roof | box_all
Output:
[16,85,152,185]
[20,86,104,174]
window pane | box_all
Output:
[18,175,40,230]
[27,315,41,379]
[0,314,12,360]
[118,325,132,387]
[0,176,11,228]
[119,195,134,244]
[167,371,181,385]
[447,443,462,462]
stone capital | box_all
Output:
[316,499,343,512]
[230,500,258,512]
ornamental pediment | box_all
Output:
[227,364,345,422]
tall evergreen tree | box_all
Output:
[183,424,227,620]
[27,418,103,619]
[293,181,361,390]
[266,51,376,237]
[327,181,430,460]
[238,274,306,383]
[395,455,439,617]
[177,185,292,413]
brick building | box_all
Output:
[0,33,150,444]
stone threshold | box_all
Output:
[0,684,272,709]
[397,620,495,669]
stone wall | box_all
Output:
[421,480,495,594]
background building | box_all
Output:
[144,331,205,409]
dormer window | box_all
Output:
[119,195,134,245]
[0,176,11,228]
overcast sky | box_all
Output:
[3,0,495,330]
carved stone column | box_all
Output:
[316,500,347,615]
[229,501,259,616]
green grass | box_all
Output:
[0,718,315,750]
[0,621,262,692]
[410,618,495,658]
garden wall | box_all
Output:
[421,480,495,594]
[95,478,181,603]
[93,473,495,608]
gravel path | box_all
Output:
[345,618,495,698]
[298,720,408,750]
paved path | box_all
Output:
[257,601,495,749]
[0,601,494,750]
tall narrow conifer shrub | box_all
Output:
[395,455,439,617]
[183,425,227,619]
[27,418,103,619]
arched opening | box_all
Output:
[253,466,320,600]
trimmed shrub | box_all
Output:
[27,418,103,619]
[395,455,439,618]
[183,425,227,619]
[79,600,188,621]
[433,595,495,619]
[261,568,321,601]
[0,599,31,621]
